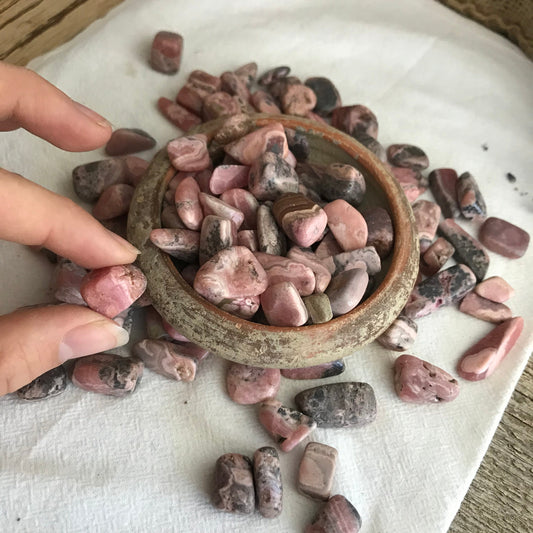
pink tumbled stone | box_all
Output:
[305,494,362,533]
[52,260,87,306]
[255,252,316,296]
[157,97,202,132]
[412,199,441,252]
[193,246,268,305]
[280,84,317,116]
[209,165,250,195]
[298,442,338,501]
[251,90,282,114]
[459,292,512,324]
[478,217,530,259]
[261,281,309,326]
[122,156,149,187]
[149,228,200,262]
[174,176,203,231]
[167,134,210,172]
[474,276,514,303]
[286,247,332,294]
[394,354,459,403]
[389,165,426,203]
[188,69,221,94]
[259,398,317,452]
[202,91,242,121]
[281,360,345,380]
[331,104,378,139]
[420,237,455,277]
[219,294,261,319]
[105,128,156,156]
[224,123,289,165]
[92,183,134,220]
[199,192,245,229]
[176,83,207,115]
[220,188,259,230]
[150,31,183,74]
[226,362,281,404]
[315,232,343,259]
[80,264,147,318]
[323,199,368,252]
[237,230,259,251]
[457,317,524,381]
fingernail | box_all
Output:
[72,100,111,128]
[58,319,129,362]
[105,229,141,257]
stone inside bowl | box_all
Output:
[127,114,419,368]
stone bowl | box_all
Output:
[127,114,419,368]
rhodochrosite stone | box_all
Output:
[298,442,338,500]
[305,494,362,533]
[213,454,255,514]
[226,362,281,404]
[478,217,530,259]
[150,31,183,74]
[253,447,283,518]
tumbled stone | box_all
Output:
[363,207,394,259]
[226,362,281,404]
[80,264,147,318]
[188,69,221,93]
[324,200,368,252]
[220,188,259,230]
[438,218,490,281]
[323,247,381,276]
[122,155,149,186]
[404,264,476,319]
[174,176,203,230]
[377,315,418,351]
[387,144,429,171]
[304,77,342,116]
[209,165,249,195]
[459,292,512,324]
[326,269,368,316]
[253,447,283,519]
[53,260,87,306]
[295,382,376,428]
[258,398,316,452]
[133,339,196,382]
[331,104,378,139]
[420,237,455,277]
[199,215,234,264]
[457,317,524,381]
[149,228,199,262]
[199,193,244,229]
[176,83,207,116]
[193,246,268,305]
[167,133,210,172]
[257,203,287,256]
[272,193,328,248]
[302,292,334,324]
[389,165,426,203]
[394,354,459,403]
[478,217,530,259]
[279,83,317,116]
[428,168,460,219]
[456,171,487,220]
[412,200,441,253]
[258,65,291,86]
[352,131,387,162]
[92,183,134,221]
[305,494,362,533]
[287,247,332,293]
[213,114,255,145]
[72,158,126,202]
[219,294,261,319]
[255,252,316,296]
[105,128,156,156]
[236,229,258,251]
[150,31,183,74]
[234,61,258,88]
[251,90,282,114]
[249,151,299,201]
[315,232,343,259]
[157,97,202,131]
[202,91,242,121]
[475,276,514,303]
[261,281,309,326]
[71,354,143,396]
[16,366,67,401]
[298,442,338,501]
[221,71,251,100]
[213,453,255,514]
[224,123,288,165]
[281,359,344,380]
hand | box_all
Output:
[0,62,139,396]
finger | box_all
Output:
[0,62,112,151]
[0,169,139,269]
[0,304,129,396]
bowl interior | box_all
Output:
[127,114,419,368]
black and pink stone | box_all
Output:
[16,366,67,401]
[456,171,487,220]
[72,158,126,202]
[377,315,418,352]
[304,77,342,116]
[295,382,377,428]
[305,494,362,533]
[281,360,345,380]
[213,453,255,514]
[428,168,460,219]
[363,207,394,259]
[253,446,283,518]
[438,218,490,281]
[387,144,429,171]
[403,264,476,319]
[394,354,459,403]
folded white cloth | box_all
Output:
[0,0,531,531]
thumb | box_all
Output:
[0,304,129,396]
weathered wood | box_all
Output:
[0,0,124,65]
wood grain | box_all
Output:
[0,1,531,531]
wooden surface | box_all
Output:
[1,1,531,531]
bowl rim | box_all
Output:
[128,113,419,367]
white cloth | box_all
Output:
[0,1,532,531]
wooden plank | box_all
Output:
[0,0,124,65]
